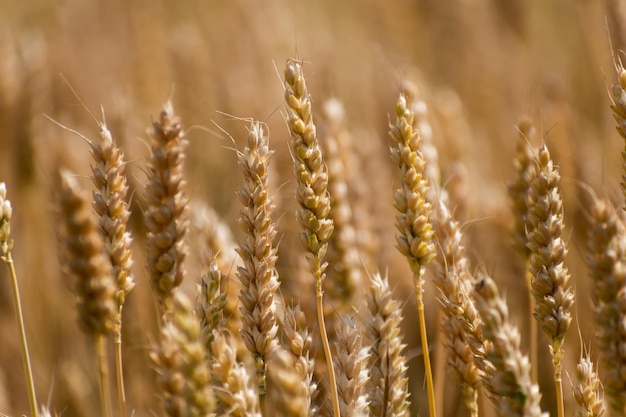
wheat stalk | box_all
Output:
[283,58,339,417]
[389,92,437,417]
[0,183,38,417]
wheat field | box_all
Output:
[1,1,626,417]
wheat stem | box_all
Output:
[96,334,113,417]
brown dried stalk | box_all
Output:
[473,275,545,417]
[364,272,410,417]
[151,291,215,417]
[586,199,626,413]
[235,121,280,400]
[389,92,437,417]
[144,101,189,315]
[283,58,338,417]
[526,145,574,417]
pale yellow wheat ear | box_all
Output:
[56,170,117,417]
[431,199,484,417]
[363,271,411,417]
[265,347,310,417]
[389,91,437,417]
[0,183,38,417]
[507,118,539,385]
[89,120,135,417]
[572,352,605,417]
[144,101,189,317]
[473,274,545,417]
[586,198,626,413]
[609,54,626,208]
[525,144,574,417]
[283,57,339,417]
[235,120,280,405]
[151,290,215,417]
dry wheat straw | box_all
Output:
[507,118,539,385]
[89,121,135,417]
[210,329,261,417]
[364,272,410,417]
[389,92,437,417]
[281,303,318,417]
[57,170,117,417]
[265,347,310,417]
[0,183,38,417]
[431,199,484,417]
[586,199,626,413]
[332,316,370,417]
[151,291,215,417]
[526,145,574,417]
[473,275,545,417]
[236,121,280,401]
[145,101,189,315]
[572,353,605,417]
[283,58,339,417]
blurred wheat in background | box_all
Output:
[2,0,626,416]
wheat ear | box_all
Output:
[265,347,310,417]
[0,183,38,417]
[235,121,280,402]
[145,101,189,316]
[364,272,411,417]
[332,316,370,417]
[526,145,574,417]
[586,199,626,413]
[89,121,135,417]
[507,118,539,384]
[389,92,437,417]
[431,199,483,417]
[151,291,215,417]
[572,353,605,417]
[57,171,117,417]
[473,275,545,417]
[609,56,626,208]
[283,58,339,417]
[197,258,227,354]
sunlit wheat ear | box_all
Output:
[473,275,545,417]
[283,58,339,417]
[144,101,189,315]
[609,57,626,207]
[280,303,318,416]
[332,316,370,417]
[265,347,309,417]
[431,199,484,417]
[235,120,280,399]
[526,144,574,417]
[389,92,437,417]
[364,272,410,417]
[572,353,605,417]
[586,199,626,413]
[210,329,261,417]
[151,291,215,417]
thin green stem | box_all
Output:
[96,334,113,417]
[415,265,436,417]
[315,267,340,417]
[114,307,128,417]
[5,251,38,417]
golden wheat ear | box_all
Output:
[144,101,189,317]
[389,92,437,417]
[572,353,605,417]
[283,58,339,417]
[235,120,280,403]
